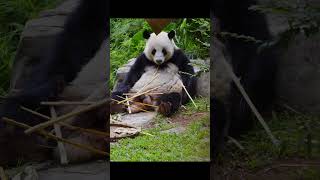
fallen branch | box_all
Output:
[2,117,108,156]
[25,98,109,134]
[20,106,109,137]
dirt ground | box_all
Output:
[213,159,320,180]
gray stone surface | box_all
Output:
[37,161,109,180]
[161,127,186,134]
[275,33,320,114]
[196,71,210,97]
[120,112,157,128]
[10,0,78,91]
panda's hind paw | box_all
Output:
[157,101,173,117]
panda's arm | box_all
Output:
[173,50,197,104]
[112,53,148,98]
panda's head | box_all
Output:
[143,30,179,65]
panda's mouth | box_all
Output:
[155,59,164,65]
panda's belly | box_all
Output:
[130,63,183,94]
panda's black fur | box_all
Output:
[111,32,197,117]
[0,0,109,166]
[211,0,277,158]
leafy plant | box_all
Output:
[110,18,210,89]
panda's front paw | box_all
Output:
[157,101,173,117]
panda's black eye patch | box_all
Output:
[162,49,167,55]
[152,49,156,55]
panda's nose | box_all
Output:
[155,59,162,64]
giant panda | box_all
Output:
[211,0,278,159]
[111,30,197,117]
[0,0,109,166]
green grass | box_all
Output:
[0,0,62,96]
[111,97,210,161]
[217,111,320,170]
[111,115,210,162]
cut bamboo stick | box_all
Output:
[219,55,279,146]
[126,95,132,114]
[123,92,163,96]
[136,73,159,94]
[117,86,161,105]
[116,95,158,108]
[25,98,109,134]
[2,117,108,156]
[179,80,197,108]
[41,101,95,106]
[51,106,68,165]
[0,166,7,180]
[20,106,109,137]
[111,99,150,113]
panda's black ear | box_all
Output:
[168,30,175,39]
[143,30,151,39]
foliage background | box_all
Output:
[110,18,210,88]
[0,0,62,96]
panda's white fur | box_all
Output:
[129,31,183,95]
[143,31,179,65]
[130,62,183,94]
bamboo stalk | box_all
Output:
[126,95,132,114]
[2,117,108,156]
[117,86,161,105]
[136,73,159,94]
[123,92,163,96]
[111,99,150,113]
[116,95,158,108]
[25,98,109,134]
[179,80,197,108]
[51,106,68,165]
[0,166,7,180]
[20,106,109,137]
[41,101,95,106]
[220,55,279,146]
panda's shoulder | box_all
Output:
[170,49,190,65]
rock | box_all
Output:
[10,0,78,91]
[37,161,109,180]
[275,33,320,114]
[196,71,210,97]
[120,112,157,128]
[39,0,81,17]
[120,112,156,127]
[161,127,186,134]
